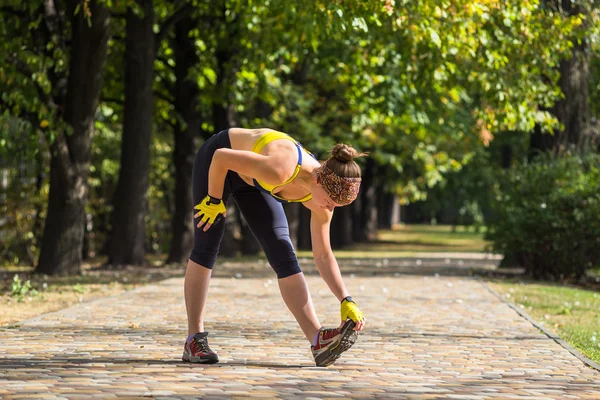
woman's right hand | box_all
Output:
[194,195,227,232]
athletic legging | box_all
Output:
[190,129,302,279]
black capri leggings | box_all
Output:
[189,129,302,279]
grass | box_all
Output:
[489,280,600,364]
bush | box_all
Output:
[486,154,600,280]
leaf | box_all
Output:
[430,30,441,48]
[203,67,217,85]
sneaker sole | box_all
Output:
[315,319,358,367]
[182,354,219,364]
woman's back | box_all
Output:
[227,128,320,200]
[228,127,284,153]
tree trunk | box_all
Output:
[32,151,45,256]
[331,205,353,248]
[38,160,86,275]
[354,158,378,242]
[530,0,590,158]
[166,16,201,265]
[552,46,590,153]
[377,186,398,230]
[108,0,155,266]
[37,1,111,275]
[82,211,91,260]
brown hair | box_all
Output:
[323,143,367,178]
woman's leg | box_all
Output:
[232,183,321,342]
[186,129,230,336]
[184,260,213,335]
[277,271,321,342]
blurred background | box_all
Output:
[1,0,599,281]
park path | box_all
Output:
[0,260,599,399]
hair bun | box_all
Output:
[331,143,357,163]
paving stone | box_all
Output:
[0,268,598,399]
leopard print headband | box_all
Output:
[316,165,361,206]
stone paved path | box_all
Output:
[1,266,599,399]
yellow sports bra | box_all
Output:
[251,131,314,203]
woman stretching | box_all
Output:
[183,127,366,367]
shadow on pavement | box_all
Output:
[0,357,311,369]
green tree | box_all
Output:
[108,0,193,266]
[1,0,111,275]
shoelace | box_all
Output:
[192,336,210,352]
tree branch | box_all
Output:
[47,128,75,190]
[43,0,60,40]
[154,2,194,52]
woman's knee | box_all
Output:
[271,258,302,279]
[189,250,218,270]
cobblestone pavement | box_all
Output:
[0,263,599,399]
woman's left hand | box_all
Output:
[340,297,366,331]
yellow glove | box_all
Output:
[194,195,226,228]
[341,296,364,323]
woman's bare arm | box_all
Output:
[306,204,350,302]
[207,148,297,198]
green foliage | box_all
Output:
[486,154,600,280]
[11,274,39,301]
[2,0,600,271]
[147,129,175,254]
[0,156,47,266]
[241,0,594,201]
[407,130,530,225]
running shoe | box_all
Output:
[311,319,358,367]
[182,332,219,364]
